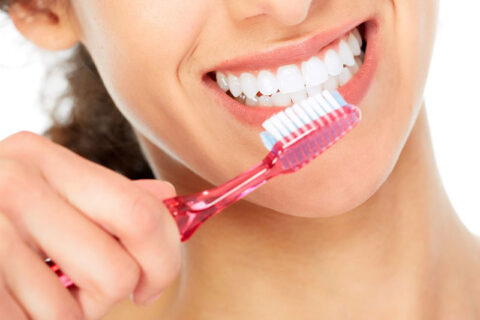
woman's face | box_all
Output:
[65,0,437,217]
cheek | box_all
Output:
[71,0,210,133]
[393,0,438,105]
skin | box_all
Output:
[5,0,480,319]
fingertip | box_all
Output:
[143,293,163,306]
[130,291,164,306]
[163,181,176,197]
[133,179,177,199]
[128,239,181,306]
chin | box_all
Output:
[244,151,394,218]
[240,85,409,218]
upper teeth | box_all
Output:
[215,28,364,107]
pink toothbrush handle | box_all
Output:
[49,152,280,288]
[45,258,74,288]
[163,152,281,242]
[49,104,360,288]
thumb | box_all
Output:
[132,179,177,200]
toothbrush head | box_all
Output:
[260,90,361,172]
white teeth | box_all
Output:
[338,40,355,67]
[277,65,305,94]
[257,70,279,96]
[245,96,258,106]
[350,60,360,74]
[272,92,292,106]
[323,76,339,91]
[324,49,343,76]
[301,56,329,87]
[338,68,353,86]
[227,74,242,97]
[289,89,308,104]
[239,72,258,99]
[352,28,363,48]
[258,95,273,106]
[355,56,363,68]
[216,27,365,107]
[306,85,323,97]
[348,33,361,56]
[216,72,229,91]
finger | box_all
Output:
[0,214,81,320]
[132,179,176,200]
[1,132,182,303]
[0,287,29,320]
[0,175,140,319]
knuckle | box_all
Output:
[0,131,43,154]
[0,158,27,190]
[148,238,182,292]
[98,255,140,302]
[160,246,182,287]
[124,194,162,240]
[0,158,40,213]
[161,219,182,276]
[50,304,84,320]
[7,130,38,141]
[0,215,18,258]
[0,288,29,320]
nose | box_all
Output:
[226,0,313,26]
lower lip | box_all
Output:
[203,20,379,128]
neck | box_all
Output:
[137,105,480,319]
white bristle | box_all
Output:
[285,107,304,128]
[260,90,347,150]
[277,112,297,133]
[300,100,319,121]
[312,94,330,113]
[262,119,284,141]
[306,97,326,118]
[316,94,336,116]
[260,131,276,150]
[322,90,342,110]
[292,104,311,125]
[271,116,290,137]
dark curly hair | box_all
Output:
[1,0,154,179]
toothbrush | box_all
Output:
[164,90,360,241]
[51,90,361,288]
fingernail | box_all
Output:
[165,181,176,193]
[144,293,163,305]
[131,292,163,306]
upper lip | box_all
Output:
[206,17,369,75]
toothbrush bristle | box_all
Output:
[260,90,361,171]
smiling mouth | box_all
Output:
[209,26,365,108]
[203,19,378,126]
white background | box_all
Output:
[0,3,479,234]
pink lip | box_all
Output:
[203,18,379,128]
